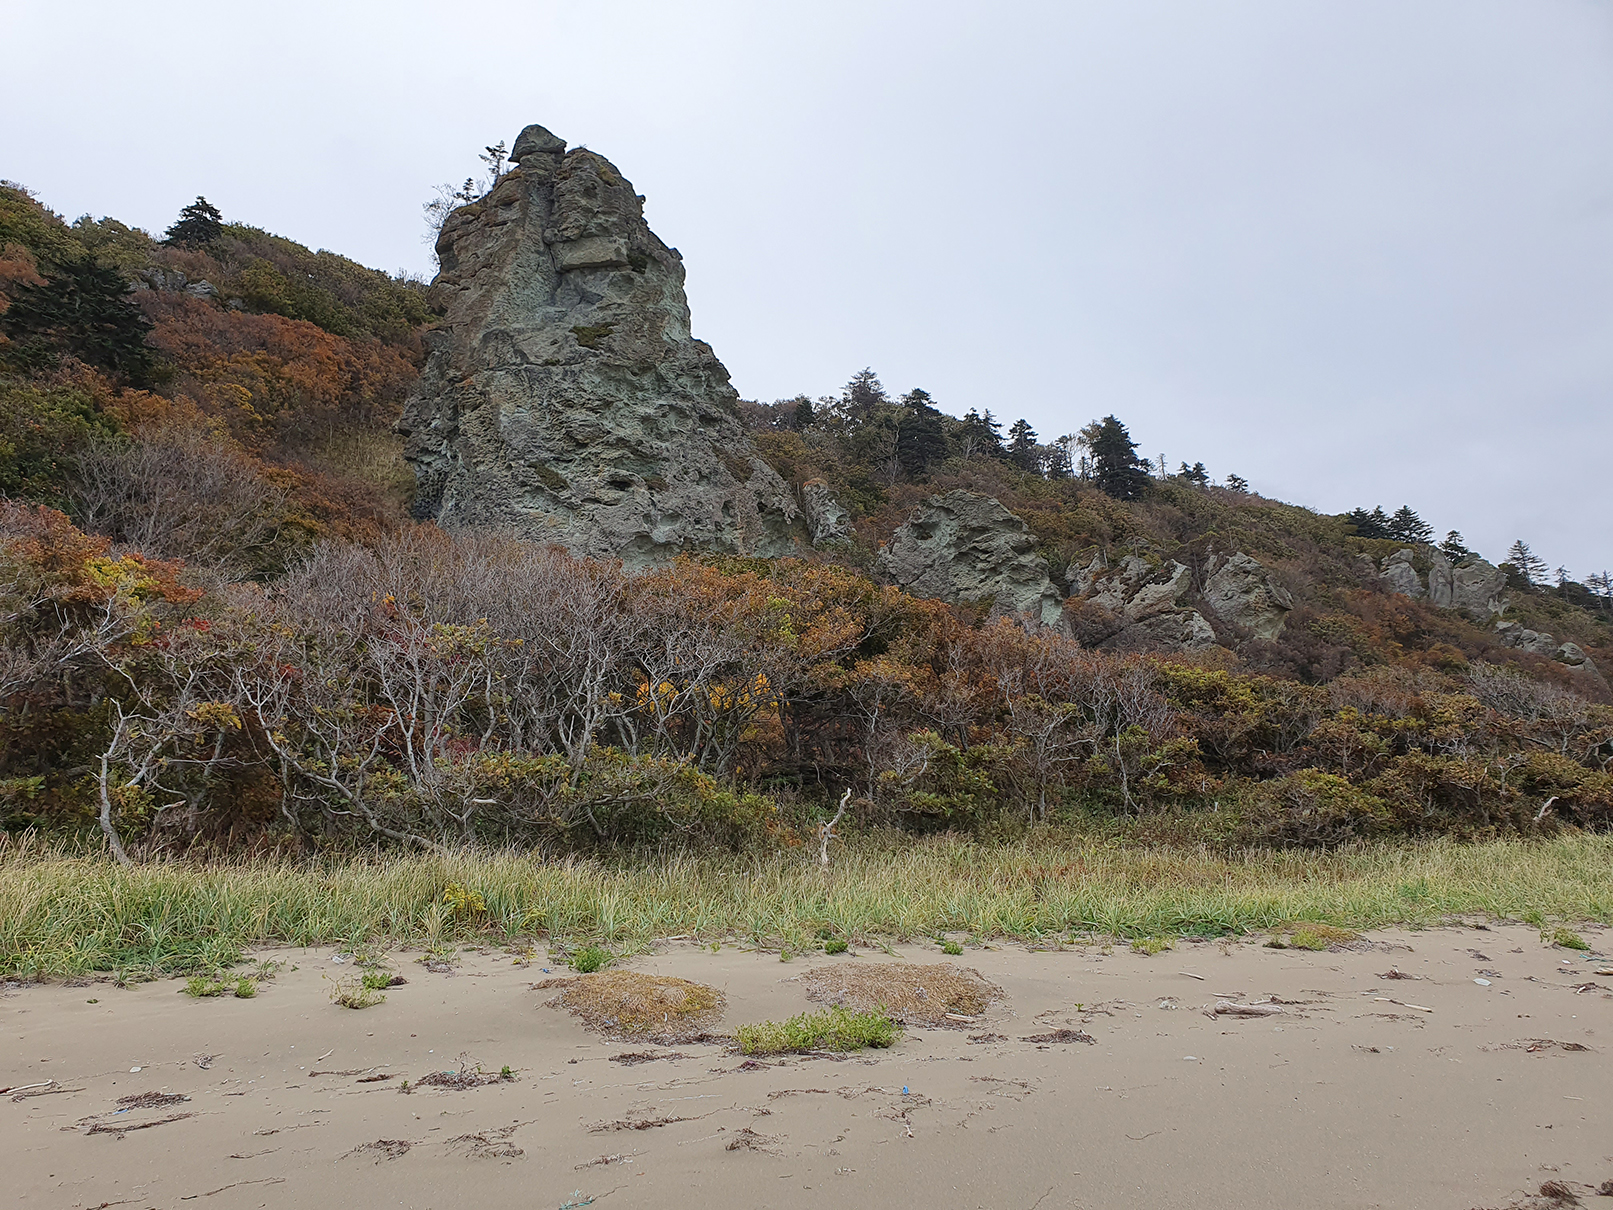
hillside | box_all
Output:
[2,167,1610,859]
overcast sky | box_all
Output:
[7,1,1611,574]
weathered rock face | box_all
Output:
[1067,554,1217,651]
[1385,549,1508,615]
[801,479,850,546]
[1381,549,1424,599]
[1451,559,1509,616]
[398,123,814,568]
[878,491,1064,628]
[1202,552,1293,640]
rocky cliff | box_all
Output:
[398,123,815,567]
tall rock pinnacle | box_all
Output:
[399,123,820,567]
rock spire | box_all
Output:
[399,123,816,567]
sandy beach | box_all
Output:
[4,922,1610,1210]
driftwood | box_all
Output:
[1212,1000,1285,1017]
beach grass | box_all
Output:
[2,831,1610,979]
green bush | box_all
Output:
[735,1006,901,1055]
[1240,769,1392,848]
[571,945,611,973]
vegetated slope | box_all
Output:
[0,182,1609,858]
[0,181,431,570]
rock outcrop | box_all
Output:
[1496,623,1611,694]
[1067,554,1216,651]
[1381,549,1424,599]
[1202,552,1293,640]
[1382,549,1509,616]
[398,123,819,568]
[878,491,1065,628]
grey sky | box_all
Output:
[8,1,1611,574]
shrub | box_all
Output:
[735,1007,901,1056]
[571,945,611,973]
[941,940,964,956]
[1240,769,1392,848]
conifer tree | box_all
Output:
[895,388,948,477]
[1387,505,1434,544]
[163,196,223,249]
[1006,418,1040,473]
[1082,415,1148,500]
[958,408,1005,461]
[1506,540,1548,586]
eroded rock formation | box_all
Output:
[878,491,1065,628]
[1067,555,1216,651]
[398,123,817,568]
[1202,551,1294,640]
[1383,549,1509,616]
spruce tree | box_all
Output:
[896,388,947,477]
[0,256,155,383]
[1084,415,1148,500]
[1387,505,1434,544]
[959,408,1005,461]
[163,196,223,249]
[1006,418,1040,473]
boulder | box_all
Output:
[1099,608,1217,653]
[1555,642,1611,695]
[1450,559,1509,616]
[1067,553,1216,651]
[1381,549,1424,599]
[878,491,1064,628]
[1494,621,1557,656]
[397,122,833,568]
[1201,552,1293,640]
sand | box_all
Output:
[4,923,1610,1210]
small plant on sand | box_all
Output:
[571,945,611,973]
[441,883,487,920]
[361,971,394,991]
[184,975,229,997]
[1267,922,1359,951]
[233,976,257,998]
[1131,936,1173,956]
[941,939,963,955]
[737,1006,901,1055]
[331,975,385,1009]
[1544,926,1589,951]
[824,939,849,955]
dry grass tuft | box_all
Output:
[802,962,1000,1027]
[542,970,726,1041]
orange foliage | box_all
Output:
[138,292,419,441]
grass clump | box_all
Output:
[1286,923,1360,951]
[802,961,998,1026]
[823,939,848,955]
[1544,926,1589,951]
[331,975,384,1009]
[941,939,964,955]
[571,945,611,973]
[542,970,725,1042]
[184,975,229,998]
[1130,936,1173,956]
[736,1006,900,1056]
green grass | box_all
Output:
[2,831,1610,978]
[735,1006,901,1055]
[570,945,611,973]
[1544,926,1589,950]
